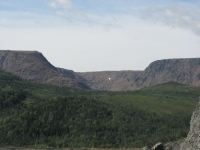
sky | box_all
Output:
[0,0,200,72]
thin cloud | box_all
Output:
[46,0,88,23]
[140,4,200,36]
[56,0,73,11]
[48,1,57,8]
[55,11,74,23]
[46,0,122,29]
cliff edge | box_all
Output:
[138,58,200,89]
[76,58,200,91]
[0,50,89,89]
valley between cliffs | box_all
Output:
[1,50,200,91]
[60,58,200,91]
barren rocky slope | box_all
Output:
[1,50,199,91]
[137,58,200,89]
[179,101,200,150]
[75,58,200,91]
[77,71,143,91]
[0,50,89,89]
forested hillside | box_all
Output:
[0,70,199,148]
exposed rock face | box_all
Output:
[161,101,200,150]
[1,50,200,91]
[180,102,200,150]
[143,146,150,150]
[0,50,89,89]
[138,58,200,89]
[75,58,200,91]
[164,140,182,150]
[150,142,164,150]
[77,71,143,91]
[57,67,89,84]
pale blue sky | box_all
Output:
[0,0,200,71]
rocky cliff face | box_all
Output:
[180,101,200,150]
[77,71,142,91]
[0,50,89,89]
[1,50,199,91]
[56,67,88,82]
[75,58,200,91]
[138,58,200,89]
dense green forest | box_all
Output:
[0,70,199,148]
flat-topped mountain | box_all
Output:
[0,50,199,91]
[74,58,200,91]
[138,58,200,88]
[0,50,89,89]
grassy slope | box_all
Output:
[99,82,199,117]
[0,71,199,148]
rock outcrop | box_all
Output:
[151,142,164,150]
[180,101,200,150]
[153,101,200,150]
[0,50,89,89]
[143,146,150,150]
[164,140,182,150]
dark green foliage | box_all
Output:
[0,86,28,109]
[0,70,199,148]
[0,95,190,148]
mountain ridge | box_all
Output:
[0,50,90,89]
[73,58,200,91]
[0,50,200,91]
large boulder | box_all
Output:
[180,102,200,150]
[151,142,164,150]
[143,146,150,150]
[164,140,182,150]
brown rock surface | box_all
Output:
[158,101,200,150]
[164,140,182,150]
[1,50,200,91]
[138,58,200,89]
[180,101,200,150]
[75,58,200,91]
[150,142,164,150]
[0,50,89,89]
[77,71,143,91]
